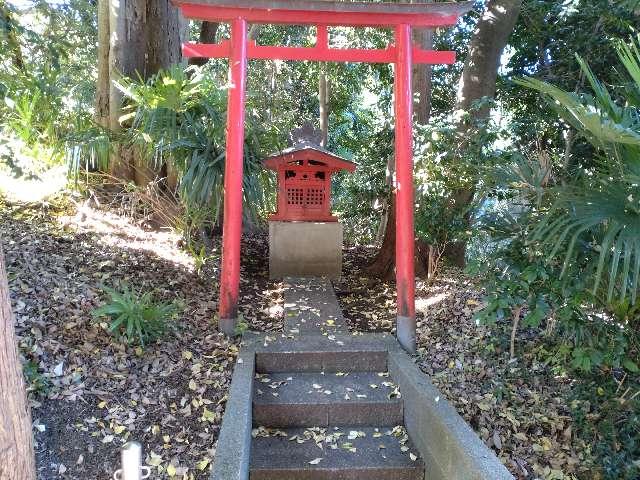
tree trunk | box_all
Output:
[319,64,329,147]
[145,0,184,73]
[0,2,25,72]
[95,0,110,129]
[456,0,523,118]
[248,24,262,41]
[367,194,397,279]
[189,21,219,66]
[104,0,184,184]
[366,195,429,280]
[107,0,146,181]
[0,246,36,480]
[166,160,180,193]
[447,0,523,266]
[413,28,433,125]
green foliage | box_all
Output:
[92,285,179,346]
[22,360,50,396]
[64,121,112,180]
[475,36,640,379]
[333,126,392,242]
[188,243,210,277]
[503,0,639,152]
[0,0,98,177]
[234,313,249,336]
[570,375,640,480]
[477,156,639,374]
[517,35,640,306]
[413,107,503,249]
[116,66,275,225]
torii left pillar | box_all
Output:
[218,18,248,335]
[394,23,416,352]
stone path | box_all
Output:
[248,277,424,479]
[283,277,347,335]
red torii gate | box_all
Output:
[172,0,470,352]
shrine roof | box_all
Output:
[264,145,356,172]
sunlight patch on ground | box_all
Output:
[57,204,198,271]
[0,166,68,203]
[415,291,451,314]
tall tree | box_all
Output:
[95,0,110,129]
[96,0,186,183]
[367,0,522,277]
[456,0,523,122]
[189,21,219,66]
[0,246,36,480]
[446,0,523,266]
[319,64,329,147]
[413,27,433,125]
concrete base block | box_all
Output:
[269,221,343,279]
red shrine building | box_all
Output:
[264,144,356,279]
[265,146,356,223]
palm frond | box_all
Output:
[532,179,640,304]
[518,36,640,305]
[115,65,276,225]
[615,34,640,108]
[515,76,640,148]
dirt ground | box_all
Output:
[1,196,595,479]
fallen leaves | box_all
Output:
[1,199,277,479]
[1,197,596,480]
[335,246,593,479]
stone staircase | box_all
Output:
[247,278,424,479]
[209,278,514,480]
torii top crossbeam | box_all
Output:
[175,0,469,26]
[172,0,471,352]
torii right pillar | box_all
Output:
[394,23,416,353]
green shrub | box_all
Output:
[570,375,640,480]
[22,360,50,396]
[93,285,179,346]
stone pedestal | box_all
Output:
[269,221,343,279]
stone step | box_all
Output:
[253,372,403,427]
[254,334,392,373]
[250,426,424,480]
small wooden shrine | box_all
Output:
[264,146,356,222]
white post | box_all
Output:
[113,442,150,480]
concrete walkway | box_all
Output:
[284,277,347,335]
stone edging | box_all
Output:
[388,344,514,480]
[209,340,256,480]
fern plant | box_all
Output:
[517,34,640,306]
[115,65,276,226]
[93,285,179,346]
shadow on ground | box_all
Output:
[1,197,281,479]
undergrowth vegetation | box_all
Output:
[472,35,640,479]
[92,285,180,346]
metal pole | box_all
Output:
[218,17,248,335]
[394,23,416,353]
